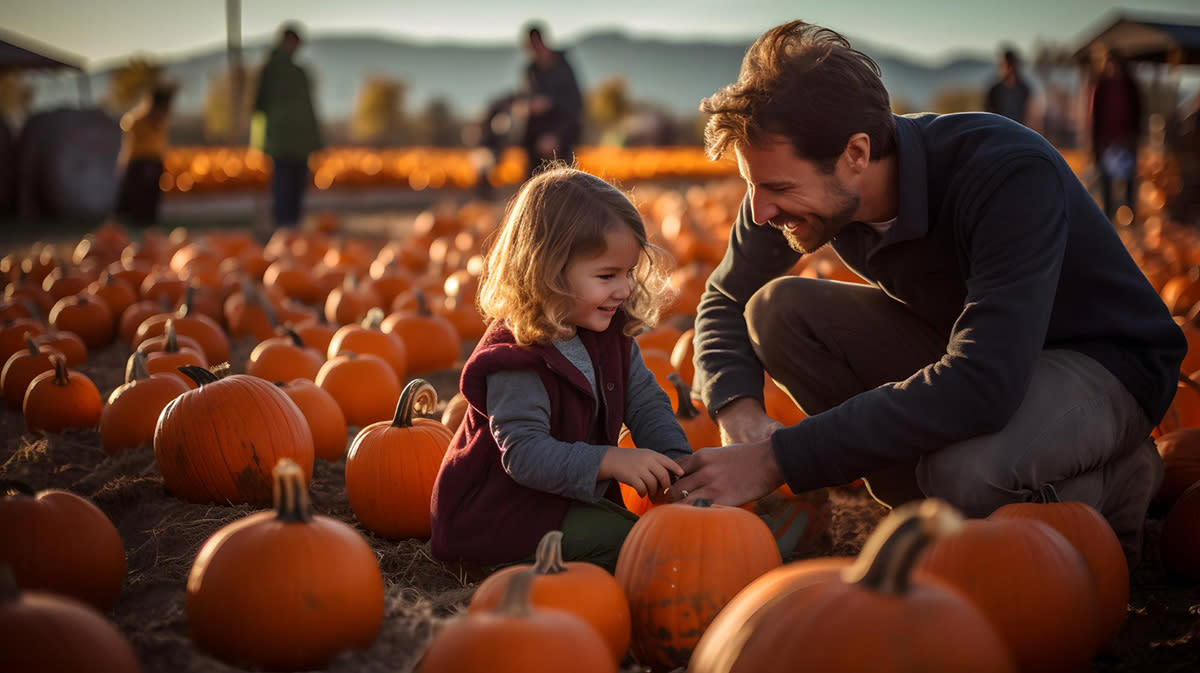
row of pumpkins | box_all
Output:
[3,182,1200,672]
[158,146,739,194]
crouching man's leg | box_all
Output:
[918,349,1161,567]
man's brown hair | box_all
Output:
[701,20,895,169]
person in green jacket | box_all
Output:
[252,23,323,231]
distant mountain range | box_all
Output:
[29,29,1001,122]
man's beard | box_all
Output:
[777,186,860,255]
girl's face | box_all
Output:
[563,223,641,333]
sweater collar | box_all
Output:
[884,114,932,244]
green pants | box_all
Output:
[493,498,638,574]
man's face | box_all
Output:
[734,139,861,254]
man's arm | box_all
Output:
[693,196,801,430]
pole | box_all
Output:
[227,0,244,142]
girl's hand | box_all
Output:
[599,448,684,497]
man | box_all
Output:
[518,23,583,179]
[252,23,323,231]
[670,20,1185,565]
[985,47,1033,126]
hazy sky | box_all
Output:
[5,0,1200,68]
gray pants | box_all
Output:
[746,276,1162,563]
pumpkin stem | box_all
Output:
[392,378,438,428]
[48,353,70,386]
[0,566,18,604]
[532,530,568,575]
[243,279,280,327]
[164,319,180,353]
[495,568,536,618]
[667,372,701,420]
[23,332,38,357]
[841,498,964,596]
[178,365,219,386]
[177,283,197,318]
[125,351,150,384]
[285,328,305,348]
[414,288,430,316]
[694,498,714,508]
[362,307,386,330]
[0,481,36,497]
[272,458,313,523]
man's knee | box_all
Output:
[746,277,826,367]
[917,444,1030,518]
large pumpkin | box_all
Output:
[0,569,142,673]
[916,516,1100,673]
[615,499,782,670]
[186,459,384,671]
[345,379,451,539]
[276,379,348,461]
[419,569,616,673]
[0,482,127,611]
[688,499,1017,673]
[989,495,1129,649]
[154,367,314,505]
[315,351,401,428]
[470,530,631,664]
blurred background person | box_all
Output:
[517,22,582,179]
[252,22,323,232]
[114,83,175,226]
[984,46,1033,126]
[1088,48,1143,220]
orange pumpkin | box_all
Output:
[1153,427,1200,510]
[246,330,325,383]
[690,499,1016,673]
[142,320,207,388]
[669,327,695,387]
[614,499,782,670]
[380,290,461,374]
[440,392,469,433]
[34,329,87,367]
[1,335,59,409]
[419,569,616,673]
[132,286,230,364]
[316,351,402,429]
[276,379,348,461]
[0,482,127,611]
[23,355,103,433]
[916,516,1100,673]
[1161,481,1200,581]
[989,496,1129,649]
[48,293,113,349]
[154,367,315,505]
[345,380,451,539]
[222,280,281,341]
[470,530,631,664]
[324,274,382,326]
[101,352,190,454]
[186,459,384,671]
[0,570,141,673]
[326,308,408,380]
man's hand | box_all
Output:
[667,438,786,507]
[599,448,684,497]
[714,397,784,445]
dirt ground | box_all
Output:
[3,332,1200,672]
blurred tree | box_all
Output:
[351,76,406,145]
[930,86,983,114]
[205,67,258,142]
[107,57,165,115]
[0,73,33,129]
[420,97,460,147]
[586,76,631,145]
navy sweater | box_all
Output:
[694,112,1186,493]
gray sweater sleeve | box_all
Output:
[486,369,611,502]
[624,340,692,460]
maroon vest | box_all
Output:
[430,313,632,564]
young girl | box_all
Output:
[430,167,688,572]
